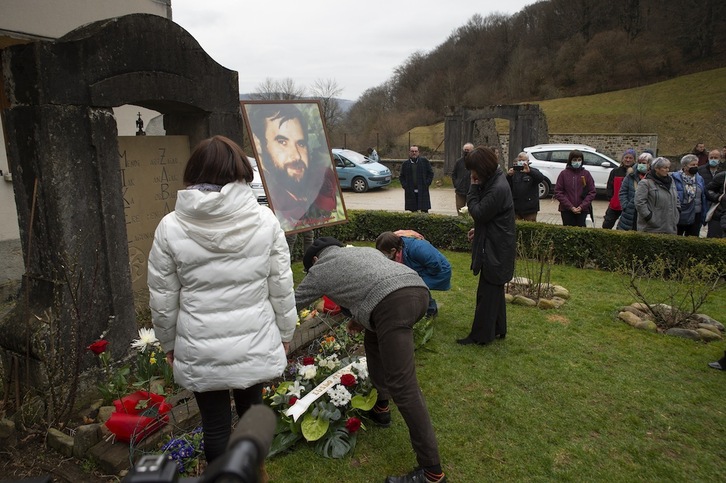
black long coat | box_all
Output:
[400,157,433,211]
[468,169,516,284]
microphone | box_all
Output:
[201,404,277,483]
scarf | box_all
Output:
[187,183,223,192]
[680,173,696,204]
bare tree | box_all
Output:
[252,77,306,100]
[310,78,343,132]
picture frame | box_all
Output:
[241,100,348,234]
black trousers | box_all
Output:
[365,286,440,467]
[194,384,263,463]
[468,276,507,344]
[677,221,702,237]
[602,207,622,229]
[561,210,587,227]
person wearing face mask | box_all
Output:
[617,153,652,231]
[554,150,596,227]
[602,149,636,229]
[375,231,452,318]
[635,157,680,234]
[507,151,545,221]
[452,142,474,214]
[671,154,707,236]
[698,149,725,238]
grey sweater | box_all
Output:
[294,246,427,330]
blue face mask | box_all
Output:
[709,159,720,167]
[637,163,648,173]
[570,161,582,169]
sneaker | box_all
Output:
[385,468,447,483]
[708,361,724,370]
[365,406,391,428]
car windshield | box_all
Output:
[340,150,368,164]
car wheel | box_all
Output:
[538,180,551,199]
[352,176,368,193]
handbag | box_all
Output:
[705,175,726,223]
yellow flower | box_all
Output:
[150,356,157,365]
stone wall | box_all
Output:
[499,133,659,162]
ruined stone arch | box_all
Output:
[0,13,243,377]
[444,104,548,171]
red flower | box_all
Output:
[289,396,298,406]
[340,373,356,387]
[345,417,361,433]
[302,356,315,366]
[87,339,108,355]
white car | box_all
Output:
[523,144,620,199]
[247,156,267,205]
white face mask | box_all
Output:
[570,161,582,169]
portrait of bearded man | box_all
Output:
[245,102,345,232]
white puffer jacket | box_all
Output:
[148,181,297,392]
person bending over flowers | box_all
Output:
[295,237,447,483]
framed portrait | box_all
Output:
[241,100,348,234]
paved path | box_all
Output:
[341,186,610,227]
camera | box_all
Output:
[513,165,524,171]
[123,405,275,483]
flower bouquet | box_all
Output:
[88,328,176,444]
[105,390,173,443]
[265,335,376,459]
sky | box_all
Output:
[171,0,535,101]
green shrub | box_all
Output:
[315,211,726,272]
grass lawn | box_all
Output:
[272,249,726,482]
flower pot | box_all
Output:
[105,390,172,444]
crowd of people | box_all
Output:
[452,142,726,237]
[147,136,723,483]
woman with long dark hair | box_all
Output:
[457,146,516,346]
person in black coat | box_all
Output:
[452,142,474,214]
[507,151,545,221]
[699,148,726,238]
[457,146,516,346]
[400,145,433,212]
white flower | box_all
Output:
[131,327,159,353]
[351,361,368,380]
[298,364,317,380]
[287,381,305,399]
[318,354,340,370]
[327,384,352,407]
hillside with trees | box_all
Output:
[340,0,726,156]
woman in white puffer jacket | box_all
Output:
[148,135,297,463]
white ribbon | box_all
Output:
[284,357,366,422]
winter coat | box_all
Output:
[634,173,680,234]
[148,182,298,393]
[553,166,596,212]
[451,156,471,196]
[671,171,707,226]
[507,167,545,215]
[706,170,726,222]
[617,171,645,231]
[467,168,516,284]
[400,157,433,211]
[401,237,452,291]
[606,165,631,210]
[294,246,427,331]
